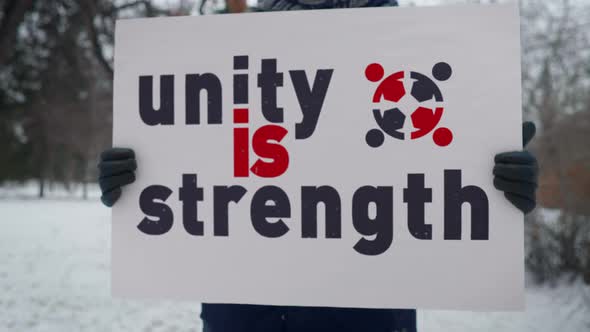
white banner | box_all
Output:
[112,3,524,310]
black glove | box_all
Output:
[493,122,538,214]
[98,148,137,207]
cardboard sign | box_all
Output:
[112,3,524,310]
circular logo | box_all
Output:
[365,62,453,148]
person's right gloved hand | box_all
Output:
[98,148,137,207]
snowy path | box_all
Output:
[0,198,589,331]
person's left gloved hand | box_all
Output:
[493,121,539,214]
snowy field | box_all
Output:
[0,186,589,332]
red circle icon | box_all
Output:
[365,63,384,82]
[433,127,453,147]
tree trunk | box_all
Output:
[38,176,45,198]
[82,179,88,200]
[0,0,34,65]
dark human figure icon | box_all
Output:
[409,61,452,102]
[365,62,454,148]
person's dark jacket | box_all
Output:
[201,304,416,332]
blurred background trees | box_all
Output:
[518,0,590,285]
[0,0,197,197]
[0,0,589,282]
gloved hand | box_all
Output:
[493,122,538,214]
[98,148,137,207]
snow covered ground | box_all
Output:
[0,186,589,331]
